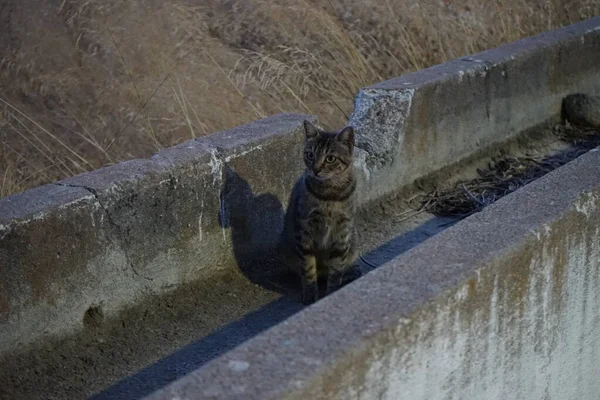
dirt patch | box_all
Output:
[0,268,286,400]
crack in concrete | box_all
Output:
[204,146,229,241]
[54,183,152,281]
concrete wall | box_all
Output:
[1,15,600,387]
[146,130,600,400]
[0,114,313,354]
[351,16,600,203]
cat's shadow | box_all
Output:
[218,165,299,295]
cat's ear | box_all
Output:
[303,120,320,139]
[336,126,355,148]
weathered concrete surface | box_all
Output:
[146,143,600,400]
[0,113,314,355]
[0,184,97,339]
[0,186,446,400]
[351,16,600,204]
[563,93,600,127]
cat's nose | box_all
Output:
[313,167,322,175]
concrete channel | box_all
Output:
[1,17,600,400]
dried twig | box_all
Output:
[418,126,600,219]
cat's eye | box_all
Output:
[305,151,314,161]
[325,155,336,163]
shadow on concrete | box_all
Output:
[90,297,305,400]
[218,166,298,296]
[358,216,457,274]
[92,171,458,399]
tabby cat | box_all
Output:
[280,120,361,304]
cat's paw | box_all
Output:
[301,283,319,305]
[326,273,343,295]
[342,265,362,284]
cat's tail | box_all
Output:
[359,255,377,269]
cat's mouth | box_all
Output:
[311,171,332,180]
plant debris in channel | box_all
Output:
[416,124,600,219]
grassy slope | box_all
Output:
[1,0,599,197]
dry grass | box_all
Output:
[1,0,599,198]
[414,124,600,219]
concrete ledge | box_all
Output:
[145,144,600,400]
[0,184,97,331]
[351,16,600,203]
[0,113,314,354]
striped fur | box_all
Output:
[280,120,361,304]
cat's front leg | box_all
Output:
[300,255,318,304]
[295,229,318,305]
[325,242,358,295]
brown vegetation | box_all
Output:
[1,0,599,197]
[415,125,600,219]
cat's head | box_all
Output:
[302,120,354,179]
